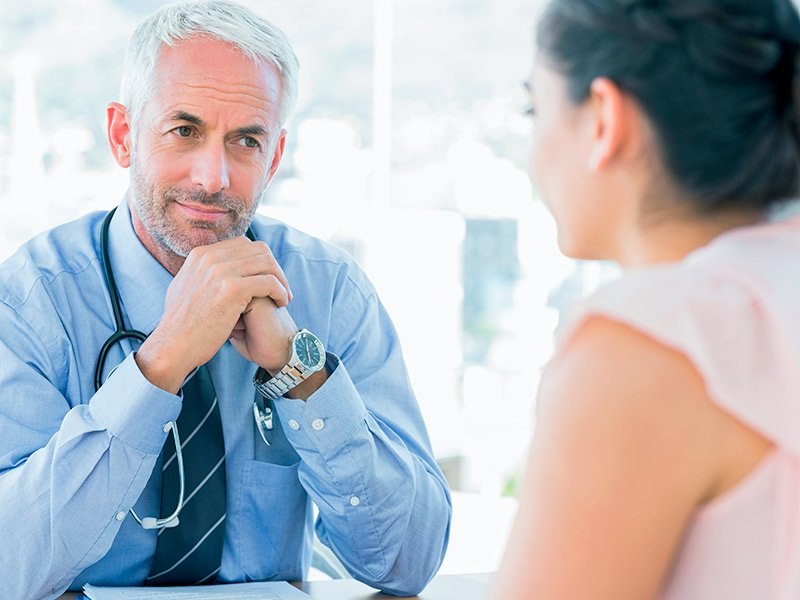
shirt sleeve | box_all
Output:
[273,285,452,596]
[0,300,181,600]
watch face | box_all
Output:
[294,331,323,369]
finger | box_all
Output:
[186,239,292,300]
[184,234,254,259]
[245,241,292,299]
[227,315,247,342]
[241,273,291,307]
[231,314,246,333]
[185,237,274,273]
[207,254,290,304]
[226,249,288,280]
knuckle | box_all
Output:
[253,240,272,254]
[197,250,217,270]
[207,260,226,276]
[185,246,203,264]
[265,275,288,303]
[217,277,238,298]
[266,274,283,292]
[255,242,276,263]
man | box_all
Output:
[0,2,451,598]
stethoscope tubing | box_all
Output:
[92,207,261,530]
[94,207,149,391]
[94,207,183,530]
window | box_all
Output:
[0,1,610,572]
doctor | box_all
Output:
[0,2,451,599]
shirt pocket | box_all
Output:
[234,459,311,581]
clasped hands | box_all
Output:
[134,236,298,395]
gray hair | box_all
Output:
[120,0,299,127]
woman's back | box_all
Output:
[560,216,800,598]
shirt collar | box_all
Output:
[107,196,174,335]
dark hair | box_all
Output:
[537,0,800,213]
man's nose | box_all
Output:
[190,142,230,194]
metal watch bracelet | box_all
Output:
[254,364,307,400]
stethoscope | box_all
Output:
[94,207,275,530]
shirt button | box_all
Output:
[311,418,325,431]
[349,495,360,507]
[288,419,300,430]
[115,511,126,521]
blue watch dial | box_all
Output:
[295,331,322,368]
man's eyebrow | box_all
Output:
[168,111,205,126]
[234,124,268,138]
[165,112,269,140]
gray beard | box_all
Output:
[129,159,260,257]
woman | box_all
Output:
[491,1,800,598]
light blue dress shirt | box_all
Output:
[0,201,451,600]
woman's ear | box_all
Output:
[107,102,132,168]
[586,77,630,172]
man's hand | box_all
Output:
[229,297,330,401]
[135,237,291,394]
[228,296,298,373]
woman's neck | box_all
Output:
[616,209,765,269]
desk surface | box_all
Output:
[56,573,491,600]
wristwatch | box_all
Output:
[253,329,326,400]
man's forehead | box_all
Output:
[150,37,282,110]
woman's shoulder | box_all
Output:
[527,310,768,599]
[556,216,800,454]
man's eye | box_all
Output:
[241,137,260,148]
[176,126,193,137]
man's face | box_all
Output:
[128,36,285,258]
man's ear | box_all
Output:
[586,77,629,172]
[265,129,287,186]
[107,102,133,168]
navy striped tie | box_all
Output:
[146,364,226,585]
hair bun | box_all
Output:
[623,1,790,79]
[624,2,681,42]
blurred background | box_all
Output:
[0,0,619,574]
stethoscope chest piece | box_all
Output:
[253,400,273,446]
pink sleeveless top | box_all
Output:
[557,215,800,600]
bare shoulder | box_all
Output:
[539,315,770,501]
[489,315,771,600]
